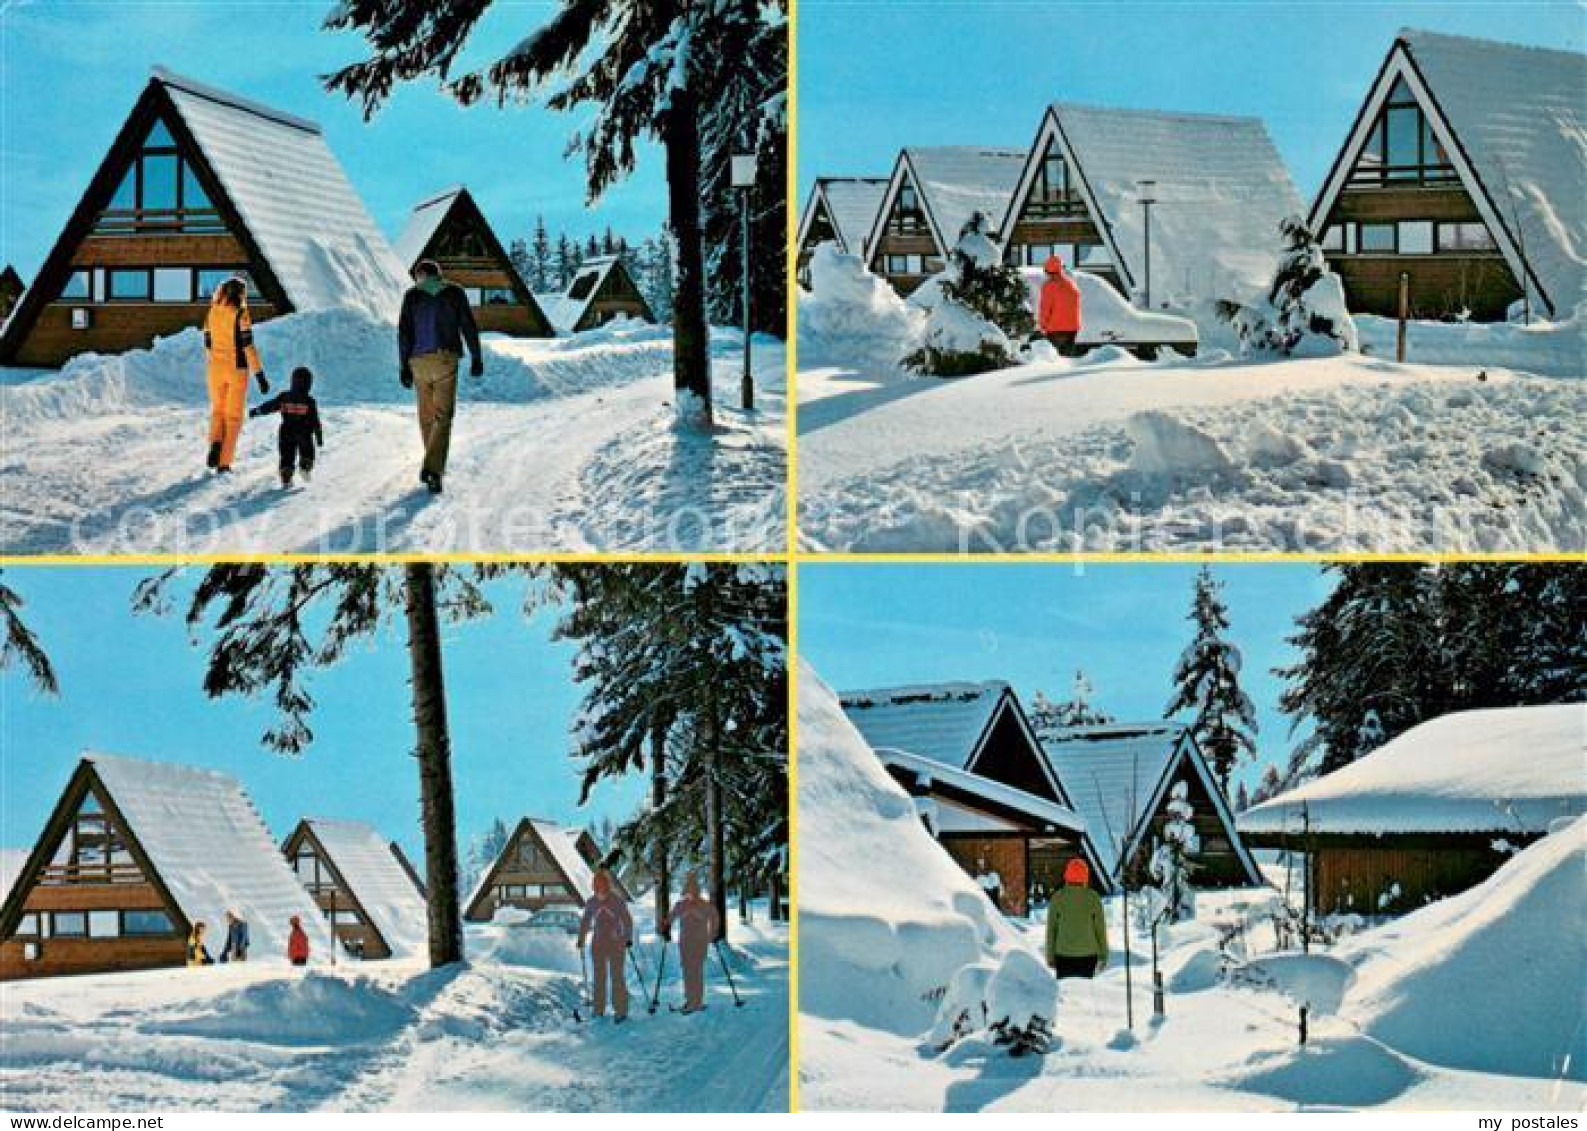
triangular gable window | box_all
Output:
[1347,72,1456,187]
[1024,139,1083,219]
[43,788,147,886]
[886,174,928,237]
[94,112,226,235]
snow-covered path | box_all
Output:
[0,922,789,1112]
[797,354,1585,552]
[1,327,786,554]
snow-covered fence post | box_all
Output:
[1300,802,1313,955]
[1396,272,1409,362]
[1299,1003,1309,1046]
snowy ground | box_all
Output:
[798,351,1584,553]
[1,318,786,554]
[0,915,788,1112]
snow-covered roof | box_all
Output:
[86,752,334,959]
[534,255,645,332]
[392,185,466,268]
[1041,723,1187,868]
[1027,102,1304,306]
[800,177,889,256]
[1397,30,1585,316]
[876,747,1087,835]
[154,68,408,320]
[300,818,427,959]
[840,682,1012,770]
[1239,704,1587,838]
[869,147,1026,261]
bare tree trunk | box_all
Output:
[705,700,727,943]
[404,564,463,968]
[769,872,783,922]
[663,89,712,430]
[652,712,671,941]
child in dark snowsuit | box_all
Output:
[249,366,323,488]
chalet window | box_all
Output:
[923,255,943,274]
[12,913,42,938]
[1320,225,1345,252]
[1399,221,1434,255]
[1028,145,1080,217]
[95,118,225,235]
[107,270,152,301]
[1437,222,1496,252]
[295,851,330,892]
[122,909,175,936]
[195,269,259,300]
[52,911,88,937]
[1077,243,1110,268]
[889,183,927,235]
[331,910,363,926]
[1202,835,1232,855]
[477,287,514,306]
[1348,77,1456,187]
[1358,223,1396,253]
[59,270,91,301]
[567,273,599,302]
[153,268,193,303]
[89,910,121,938]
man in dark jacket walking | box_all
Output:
[398,260,483,494]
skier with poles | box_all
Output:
[577,869,634,1022]
[670,873,720,1014]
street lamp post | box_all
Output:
[731,152,758,412]
[1137,179,1157,309]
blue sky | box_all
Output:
[797,0,1585,202]
[0,567,642,863]
[799,563,1335,796]
[0,1,666,280]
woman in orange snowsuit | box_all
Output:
[204,277,269,473]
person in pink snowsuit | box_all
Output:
[578,869,634,1021]
[670,874,720,1013]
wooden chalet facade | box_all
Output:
[1042,723,1263,892]
[864,147,1026,296]
[539,255,654,333]
[0,68,404,369]
[840,682,1112,916]
[998,103,1302,311]
[0,754,331,981]
[393,187,552,338]
[464,817,623,923]
[1309,31,1585,321]
[1239,704,1585,915]
[796,176,888,286]
[0,266,24,323]
[282,819,426,961]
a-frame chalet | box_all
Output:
[282,818,427,961]
[0,67,405,369]
[1309,30,1585,321]
[0,753,333,980]
[393,186,553,338]
[840,682,1112,915]
[538,255,655,333]
[864,147,1026,296]
[464,817,623,922]
[997,103,1302,310]
[1041,723,1262,891]
[796,176,889,285]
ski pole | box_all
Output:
[575,945,590,1022]
[649,937,669,1014]
[713,939,744,1007]
[627,945,650,1010]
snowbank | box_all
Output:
[797,244,920,374]
[1356,303,1587,378]
[482,927,581,975]
[797,661,1020,1035]
[1020,268,1197,351]
[1,310,680,426]
[145,973,416,1046]
[1340,818,1587,1080]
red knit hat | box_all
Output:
[1064,858,1090,886]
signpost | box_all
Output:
[732,153,758,411]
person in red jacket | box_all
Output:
[1039,255,1083,357]
[287,915,310,967]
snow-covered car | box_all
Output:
[522,906,583,936]
[1021,267,1198,359]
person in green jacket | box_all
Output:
[1045,857,1108,979]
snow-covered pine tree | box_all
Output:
[0,572,58,694]
[638,231,676,322]
[1028,669,1115,737]
[585,233,601,260]
[1217,215,1358,357]
[1234,781,1249,811]
[1165,567,1257,790]
[1353,709,1386,761]
[529,216,553,293]
[902,212,1032,377]
[1150,782,1199,923]
[324,0,730,429]
[507,238,532,289]
[1250,764,1283,806]
[554,235,579,292]
[542,564,788,943]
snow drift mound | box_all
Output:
[483,927,581,975]
[1341,817,1587,1080]
[1,310,682,426]
[797,244,920,374]
[797,661,1020,1035]
[145,973,415,1046]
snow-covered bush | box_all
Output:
[903,212,1031,377]
[985,949,1058,1056]
[797,243,920,371]
[1218,216,1358,358]
[1143,782,1199,928]
[926,960,995,1050]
